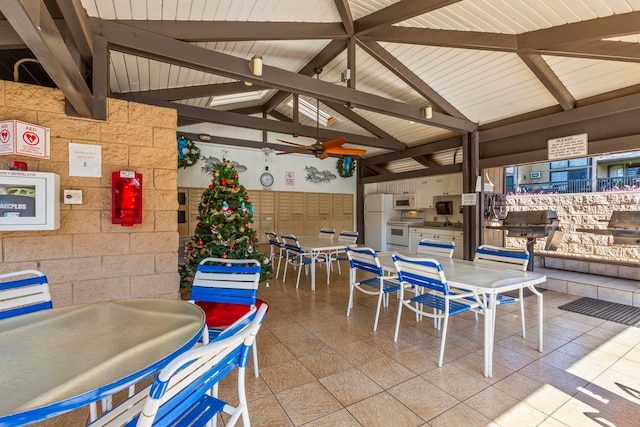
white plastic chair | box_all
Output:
[319,228,336,238]
[265,231,284,279]
[392,254,483,367]
[0,270,51,319]
[474,245,529,337]
[190,257,264,377]
[328,231,359,274]
[416,239,454,258]
[87,303,268,427]
[281,234,323,288]
[345,246,401,331]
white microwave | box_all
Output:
[393,194,417,210]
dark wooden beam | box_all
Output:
[55,0,93,62]
[115,92,404,150]
[362,136,462,166]
[133,82,268,101]
[357,39,466,118]
[334,0,354,35]
[354,0,462,36]
[325,101,403,143]
[0,0,93,117]
[91,34,108,120]
[413,155,439,168]
[110,21,348,41]
[360,163,462,184]
[93,19,475,132]
[0,21,28,49]
[518,53,575,110]
[531,40,640,63]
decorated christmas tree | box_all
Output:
[179,159,272,291]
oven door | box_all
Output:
[387,224,409,248]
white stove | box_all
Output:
[386,211,425,251]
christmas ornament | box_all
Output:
[252,237,257,242]
[221,253,228,259]
[221,180,227,185]
[239,226,245,233]
[245,195,249,200]
[197,222,203,227]
[240,202,248,214]
[177,135,201,169]
[244,223,249,228]
[214,171,220,177]
[234,173,239,179]
[197,239,203,245]
[204,218,210,225]
[222,201,233,214]
[209,184,214,189]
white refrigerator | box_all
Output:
[364,194,396,251]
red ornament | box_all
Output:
[209,184,214,189]
[197,239,203,246]
[197,222,203,227]
[245,195,249,200]
[252,237,257,242]
[244,223,249,228]
[221,253,228,259]
[188,245,193,251]
[221,180,227,185]
[232,185,236,190]
[234,173,239,179]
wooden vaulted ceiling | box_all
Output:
[1,0,640,183]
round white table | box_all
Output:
[0,298,205,426]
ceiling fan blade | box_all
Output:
[276,148,313,155]
[277,139,314,149]
[318,152,330,160]
[326,147,368,156]
[320,137,347,150]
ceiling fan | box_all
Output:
[276,68,367,160]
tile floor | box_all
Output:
[39,260,640,427]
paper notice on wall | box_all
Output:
[69,143,102,177]
[285,171,294,186]
[461,193,477,206]
[548,133,588,160]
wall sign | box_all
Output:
[285,171,294,186]
[69,143,102,177]
[548,133,588,160]
[0,120,50,159]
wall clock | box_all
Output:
[260,172,274,187]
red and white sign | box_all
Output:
[285,171,295,186]
[0,120,50,159]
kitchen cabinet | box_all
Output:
[417,178,433,209]
[409,227,464,259]
[432,173,462,196]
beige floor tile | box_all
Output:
[388,345,439,375]
[493,372,572,415]
[536,416,570,426]
[237,395,294,427]
[346,391,423,427]
[551,395,638,427]
[281,334,331,358]
[270,322,316,342]
[519,360,589,396]
[319,367,383,406]
[300,408,361,426]
[538,349,612,381]
[334,339,386,365]
[388,376,459,421]
[421,364,491,401]
[357,355,416,389]
[427,403,497,427]
[259,358,316,393]
[275,381,342,426]
[465,386,548,426]
[258,341,297,368]
[298,347,353,378]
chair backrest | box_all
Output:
[136,303,269,427]
[280,234,302,254]
[190,258,260,306]
[416,239,454,258]
[0,270,52,320]
[345,247,383,276]
[392,254,449,294]
[338,231,359,244]
[265,231,281,246]
[319,228,336,238]
[473,245,529,271]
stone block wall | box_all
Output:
[0,81,179,306]
[507,192,640,273]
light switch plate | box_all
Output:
[63,189,82,204]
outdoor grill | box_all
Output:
[577,211,640,245]
[487,210,564,271]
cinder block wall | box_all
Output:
[0,81,179,306]
[507,192,640,266]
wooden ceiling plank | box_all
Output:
[325,101,403,143]
[357,39,466,119]
[93,19,474,132]
[110,21,348,42]
[519,11,640,49]
[0,0,93,117]
[360,163,462,184]
[354,0,462,36]
[518,53,575,111]
[362,136,462,166]
[413,155,439,168]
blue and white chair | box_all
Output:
[328,231,359,275]
[416,239,454,258]
[392,254,483,367]
[281,234,323,288]
[190,257,265,377]
[473,245,529,337]
[345,247,401,331]
[0,270,51,319]
[88,303,268,427]
[319,228,336,239]
[265,231,284,279]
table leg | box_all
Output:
[483,296,494,378]
[529,285,544,352]
[310,252,316,291]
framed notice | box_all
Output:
[548,133,588,160]
[285,171,294,186]
[69,143,102,177]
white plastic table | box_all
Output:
[0,298,205,426]
[290,236,350,291]
[377,252,547,377]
